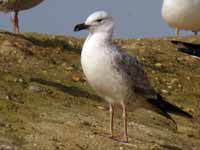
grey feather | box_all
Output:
[113,49,157,99]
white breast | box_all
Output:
[81,34,128,104]
[162,0,200,31]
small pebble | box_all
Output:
[178,84,182,88]
[72,75,81,82]
[155,63,162,68]
[66,66,74,71]
[161,89,168,94]
[29,85,41,92]
[167,85,172,89]
[119,146,123,150]
[97,106,105,110]
[186,76,191,80]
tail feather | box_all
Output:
[158,108,177,130]
[147,93,193,119]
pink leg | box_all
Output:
[109,104,114,138]
[175,28,180,37]
[11,11,19,33]
[193,31,198,36]
[122,103,128,142]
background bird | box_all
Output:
[74,11,193,143]
[171,40,200,57]
[0,0,44,33]
[162,0,200,36]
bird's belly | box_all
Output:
[81,52,128,104]
[162,0,200,31]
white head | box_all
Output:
[74,11,114,35]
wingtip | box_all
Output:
[156,93,193,119]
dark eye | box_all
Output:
[96,19,103,22]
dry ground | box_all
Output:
[0,31,199,150]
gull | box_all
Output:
[74,11,193,143]
[0,0,44,33]
[162,0,200,36]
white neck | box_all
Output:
[87,31,113,44]
[82,31,114,67]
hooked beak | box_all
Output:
[74,23,90,32]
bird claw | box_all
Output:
[97,132,134,146]
[122,135,128,143]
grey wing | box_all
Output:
[114,51,157,99]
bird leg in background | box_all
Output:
[11,11,19,33]
[122,102,128,142]
[193,31,198,36]
[176,28,180,37]
[109,104,114,138]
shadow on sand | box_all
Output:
[30,78,102,102]
[24,35,81,53]
[0,31,81,53]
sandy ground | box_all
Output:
[0,31,199,150]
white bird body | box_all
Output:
[81,32,130,105]
[162,0,200,35]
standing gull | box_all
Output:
[162,0,200,36]
[0,0,44,33]
[74,11,193,142]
